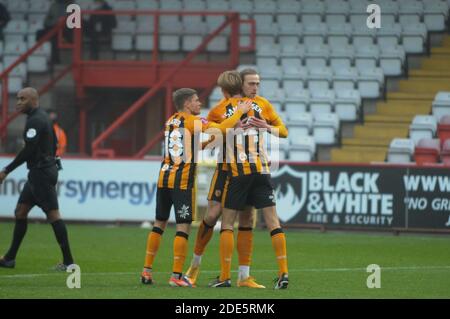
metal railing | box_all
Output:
[85,10,254,157]
[0,17,74,141]
[0,10,255,156]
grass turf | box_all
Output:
[0,222,449,299]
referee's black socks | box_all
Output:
[4,219,28,261]
[51,220,74,265]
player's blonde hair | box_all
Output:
[217,70,242,96]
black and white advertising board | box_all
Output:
[272,164,450,231]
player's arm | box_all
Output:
[207,106,221,123]
[245,113,288,138]
[242,97,288,137]
[205,100,251,133]
[200,135,215,150]
[199,105,221,149]
[1,118,43,177]
[267,114,288,138]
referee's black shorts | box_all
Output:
[222,173,276,211]
[18,165,59,213]
[155,187,196,224]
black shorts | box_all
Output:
[207,168,229,202]
[222,173,276,211]
[18,166,59,213]
[155,187,196,224]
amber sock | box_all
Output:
[219,229,234,282]
[173,232,189,274]
[143,227,164,269]
[270,228,288,276]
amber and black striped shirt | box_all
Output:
[208,96,288,177]
[157,110,244,189]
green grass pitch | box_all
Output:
[0,222,449,299]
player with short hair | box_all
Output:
[140,88,251,287]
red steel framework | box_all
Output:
[0,18,74,145]
[0,10,256,157]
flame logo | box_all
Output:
[272,165,308,223]
[275,183,304,223]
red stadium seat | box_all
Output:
[437,115,450,147]
[414,138,441,165]
[441,139,450,166]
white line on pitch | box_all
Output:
[1,265,450,279]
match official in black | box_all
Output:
[0,87,74,270]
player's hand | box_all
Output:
[241,117,253,130]
[236,117,249,129]
[247,116,270,130]
[0,170,7,184]
[237,99,252,114]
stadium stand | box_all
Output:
[409,115,438,146]
[331,40,450,164]
[2,0,450,162]
[312,112,340,145]
[289,135,316,161]
[387,138,415,164]
[438,114,450,146]
[414,138,441,165]
[201,0,450,163]
[441,138,450,165]
[433,91,450,120]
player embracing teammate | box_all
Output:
[141,69,289,289]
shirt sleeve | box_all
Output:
[202,108,223,150]
[3,117,43,174]
[264,101,288,138]
[207,106,224,124]
[203,109,244,133]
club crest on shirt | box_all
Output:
[167,118,182,126]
